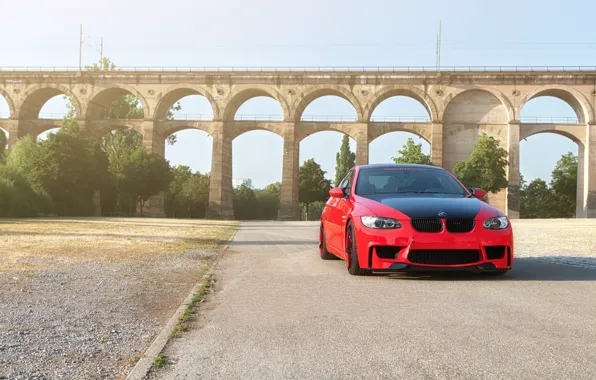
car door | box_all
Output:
[324,171,352,252]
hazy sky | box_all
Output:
[1,0,591,188]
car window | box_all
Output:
[355,167,467,195]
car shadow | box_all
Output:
[380,257,596,281]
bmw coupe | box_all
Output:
[319,164,513,276]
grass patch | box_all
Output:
[169,272,216,339]
[153,354,167,368]
[0,217,239,272]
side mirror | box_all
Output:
[469,187,487,199]
[329,187,345,198]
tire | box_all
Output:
[319,225,336,260]
[345,221,369,276]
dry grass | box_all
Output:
[0,217,239,272]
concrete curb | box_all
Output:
[125,225,239,380]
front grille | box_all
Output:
[485,245,506,260]
[408,249,481,265]
[411,219,443,233]
[446,219,475,233]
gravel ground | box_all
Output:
[0,218,237,380]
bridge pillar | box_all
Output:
[506,122,521,219]
[2,119,23,151]
[579,124,596,218]
[279,124,300,220]
[431,122,443,167]
[355,123,369,166]
[207,122,234,219]
[141,121,166,217]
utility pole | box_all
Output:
[79,24,83,70]
[100,37,103,63]
[435,21,442,71]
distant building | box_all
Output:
[233,178,252,188]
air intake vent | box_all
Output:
[411,219,443,233]
[408,249,481,265]
[446,219,475,233]
[485,245,506,260]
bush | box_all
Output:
[0,165,52,217]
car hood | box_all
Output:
[357,193,483,219]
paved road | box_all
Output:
[152,221,596,380]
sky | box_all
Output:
[1,0,592,189]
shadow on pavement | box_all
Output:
[382,258,596,281]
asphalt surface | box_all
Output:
[153,221,596,380]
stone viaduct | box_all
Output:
[0,68,595,219]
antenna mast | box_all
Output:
[100,37,104,63]
[79,24,83,70]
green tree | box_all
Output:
[520,178,557,219]
[452,133,509,193]
[178,172,210,218]
[256,182,282,219]
[549,152,577,218]
[392,137,433,165]
[334,135,356,186]
[233,184,257,220]
[299,158,332,220]
[110,147,172,215]
[0,164,52,217]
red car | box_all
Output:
[319,164,513,276]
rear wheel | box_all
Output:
[319,225,336,260]
[345,221,369,276]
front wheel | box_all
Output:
[345,221,369,276]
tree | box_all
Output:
[549,152,577,218]
[178,172,210,218]
[233,184,257,220]
[520,178,557,218]
[452,133,509,193]
[392,137,433,165]
[110,147,172,215]
[334,135,356,186]
[299,158,332,220]
[0,164,52,217]
[256,182,282,219]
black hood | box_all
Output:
[360,194,482,219]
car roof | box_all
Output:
[356,163,445,170]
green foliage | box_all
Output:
[233,184,257,220]
[334,135,355,186]
[549,152,577,218]
[301,200,326,221]
[0,164,52,217]
[255,182,282,219]
[520,178,557,218]
[452,133,509,193]
[299,159,332,220]
[392,138,433,165]
[165,166,211,218]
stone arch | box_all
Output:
[154,85,219,121]
[159,124,212,138]
[369,124,432,144]
[222,86,290,121]
[520,125,585,145]
[0,88,16,118]
[291,85,363,122]
[232,124,285,140]
[94,123,145,139]
[519,85,592,124]
[86,86,150,120]
[18,84,82,119]
[443,87,513,123]
[297,124,359,142]
[364,86,438,122]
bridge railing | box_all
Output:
[2,66,596,72]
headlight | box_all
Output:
[361,216,402,229]
[483,216,509,230]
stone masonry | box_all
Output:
[1,69,595,219]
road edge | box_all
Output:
[125,224,239,380]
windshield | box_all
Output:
[355,167,468,196]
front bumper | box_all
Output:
[354,218,514,272]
